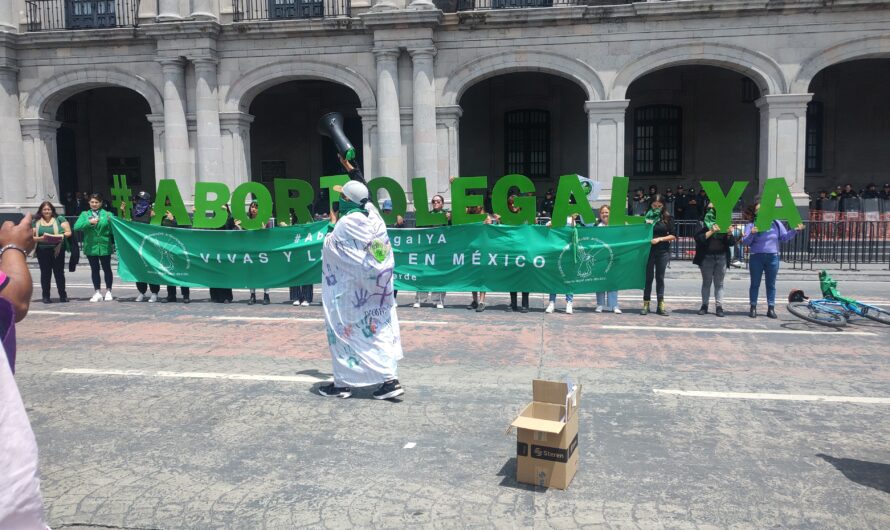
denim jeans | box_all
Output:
[748,253,780,307]
[595,291,618,309]
[548,293,574,303]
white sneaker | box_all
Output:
[565,302,573,315]
[545,302,555,314]
[594,305,603,313]
[412,302,421,308]
[89,291,103,302]
[135,293,145,302]
[613,307,622,314]
[301,301,310,307]
[148,293,157,303]
[436,303,444,309]
[104,291,114,302]
[293,300,301,306]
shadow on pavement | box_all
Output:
[817,454,890,493]
[497,457,545,492]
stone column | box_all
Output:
[374,47,402,184]
[146,114,166,182]
[158,58,192,195]
[756,94,812,205]
[157,0,183,21]
[0,0,17,32]
[585,99,630,202]
[219,111,254,188]
[357,107,378,180]
[409,46,438,187]
[192,57,224,185]
[190,0,217,20]
[0,65,26,206]
[20,118,61,203]
[436,105,461,188]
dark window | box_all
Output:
[66,0,117,29]
[634,105,681,176]
[107,157,141,186]
[268,0,325,19]
[260,161,287,183]
[806,101,823,173]
[504,110,549,180]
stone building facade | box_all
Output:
[1,0,889,213]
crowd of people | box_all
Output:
[36,185,807,320]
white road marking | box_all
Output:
[601,325,875,336]
[403,442,417,449]
[56,368,328,384]
[29,310,84,316]
[210,316,448,325]
[654,388,890,404]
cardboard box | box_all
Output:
[509,379,581,490]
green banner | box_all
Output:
[111,218,653,293]
[390,224,652,293]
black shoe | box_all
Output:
[263,294,271,305]
[506,305,515,312]
[42,296,52,304]
[767,306,777,319]
[224,299,231,304]
[697,305,708,315]
[716,306,725,318]
[59,293,69,303]
[373,379,405,400]
[467,301,478,310]
[164,296,176,304]
[183,297,190,304]
[317,383,352,399]
[749,306,757,318]
[520,306,529,313]
[476,302,486,312]
[248,295,256,305]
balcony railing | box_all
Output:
[233,0,350,22]
[456,0,633,10]
[26,0,139,31]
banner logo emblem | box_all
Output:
[138,233,190,277]
[557,237,614,284]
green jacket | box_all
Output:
[73,209,115,256]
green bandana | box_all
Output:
[339,197,368,218]
[644,207,662,223]
[703,207,718,230]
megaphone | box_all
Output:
[317,112,356,161]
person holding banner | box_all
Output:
[693,203,736,318]
[237,201,270,305]
[741,201,803,319]
[594,205,621,314]
[32,201,71,304]
[413,195,449,309]
[73,193,115,303]
[317,180,404,400]
[545,212,575,315]
[641,195,676,316]
[120,193,162,303]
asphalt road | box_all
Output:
[12,267,890,529]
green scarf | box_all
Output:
[644,207,662,223]
[703,207,718,230]
[339,197,369,217]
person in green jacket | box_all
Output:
[73,193,115,302]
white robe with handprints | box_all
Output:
[322,207,402,387]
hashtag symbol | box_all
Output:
[110,174,132,220]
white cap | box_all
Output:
[341,180,369,203]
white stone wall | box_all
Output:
[0,1,888,211]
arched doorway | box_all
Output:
[458,72,588,203]
[54,87,155,209]
[625,65,761,219]
[248,80,362,216]
[806,59,890,200]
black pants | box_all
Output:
[36,246,66,298]
[210,288,233,302]
[167,286,190,300]
[510,292,529,309]
[289,285,313,303]
[86,255,113,290]
[136,282,160,295]
[643,251,670,301]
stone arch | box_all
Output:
[23,67,164,119]
[792,35,890,93]
[224,59,376,112]
[440,50,606,106]
[611,43,786,100]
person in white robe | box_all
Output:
[317,180,405,400]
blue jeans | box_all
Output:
[748,253,780,307]
[596,291,618,309]
[549,293,574,303]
